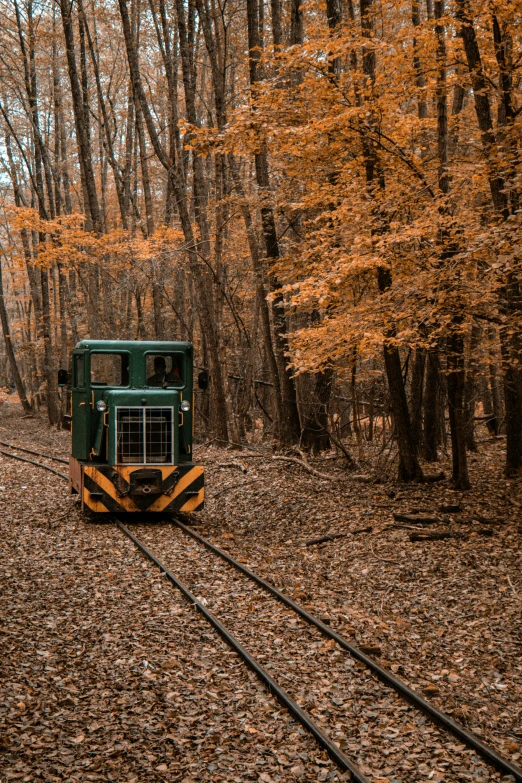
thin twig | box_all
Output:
[506,575,519,598]
[272,455,339,481]
[369,544,404,567]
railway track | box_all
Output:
[0,440,68,479]
[3,444,522,782]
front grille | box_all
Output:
[116,407,173,464]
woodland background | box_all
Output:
[0,0,520,488]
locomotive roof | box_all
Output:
[74,339,193,352]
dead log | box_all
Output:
[409,531,453,542]
[216,461,248,473]
[393,513,439,525]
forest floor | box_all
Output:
[0,401,521,782]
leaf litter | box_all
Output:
[0,408,521,783]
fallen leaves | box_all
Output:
[2,413,521,781]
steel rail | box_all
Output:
[0,440,69,464]
[117,521,371,783]
[0,449,69,480]
[173,516,522,782]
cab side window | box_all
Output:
[145,354,183,387]
[91,353,129,386]
[74,355,85,388]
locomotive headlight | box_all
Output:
[96,400,107,412]
[180,400,191,412]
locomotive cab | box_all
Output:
[61,340,204,514]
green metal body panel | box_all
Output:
[70,340,194,464]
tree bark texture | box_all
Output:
[246,0,302,445]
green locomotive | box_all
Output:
[58,340,205,515]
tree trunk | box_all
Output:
[0,256,32,414]
[423,347,442,461]
[501,324,522,475]
[455,0,522,473]
[436,0,469,486]
[361,0,423,481]
[383,342,423,481]
[300,368,333,453]
[40,269,61,426]
[246,0,301,445]
[447,331,470,488]
[410,348,426,453]
[59,0,102,233]
[463,325,479,451]
[411,0,428,119]
[229,154,283,430]
[488,333,504,435]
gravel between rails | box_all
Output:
[133,521,508,783]
[0,460,349,783]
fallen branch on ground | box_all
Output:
[272,455,339,481]
[409,531,453,542]
[216,461,248,473]
[305,533,346,547]
[393,513,439,525]
[352,525,373,534]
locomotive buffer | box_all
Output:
[58,340,206,515]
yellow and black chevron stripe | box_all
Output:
[82,463,204,513]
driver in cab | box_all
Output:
[147,356,181,387]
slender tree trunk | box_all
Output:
[436,0,469,487]
[410,348,426,453]
[501,322,522,475]
[463,325,479,451]
[229,155,282,428]
[300,306,333,453]
[447,331,470,488]
[455,0,522,474]
[411,0,428,119]
[488,331,504,434]
[298,0,339,453]
[39,268,60,426]
[59,0,102,233]
[301,368,334,454]
[423,348,442,460]
[270,0,282,46]
[0,256,31,414]
[134,80,163,339]
[361,0,423,481]
[246,0,301,445]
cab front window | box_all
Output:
[145,354,183,387]
[91,353,130,386]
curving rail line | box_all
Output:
[0,439,68,464]
[3,443,521,783]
